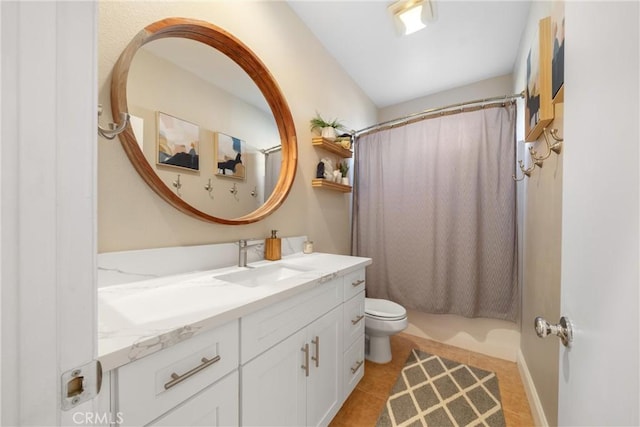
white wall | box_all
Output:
[98,1,377,253]
[378,74,514,123]
[513,1,561,425]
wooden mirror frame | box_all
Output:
[111,18,297,225]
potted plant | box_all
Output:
[338,161,350,185]
[309,112,346,141]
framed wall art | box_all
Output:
[551,0,565,104]
[156,112,200,171]
[215,132,246,180]
[525,16,554,141]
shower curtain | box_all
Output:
[264,148,282,200]
[353,104,518,321]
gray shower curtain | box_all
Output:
[353,104,518,321]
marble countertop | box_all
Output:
[98,252,371,371]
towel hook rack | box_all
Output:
[97,104,130,140]
[530,127,563,162]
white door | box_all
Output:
[306,306,343,427]
[558,2,638,425]
[1,2,98,425]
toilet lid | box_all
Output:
[365,298,407,320]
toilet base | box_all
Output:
[365,334,392,364]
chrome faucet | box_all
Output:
[238,238,263,267]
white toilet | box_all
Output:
[364,297,408,364]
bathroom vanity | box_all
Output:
[98,249,370,426]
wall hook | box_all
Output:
[172,174,182,197]
[512,159,535,181]
[531,127,563,161]
[512,169,526,182]
[98,104,130,140]
[204,178,214,199]
[531,149,545,168]
[549,128,564,142]
[229,183,239,201]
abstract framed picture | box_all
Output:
[156,112,200,171]
[551,0,565,104]
[525,16,554,142]
[215,132,245,180]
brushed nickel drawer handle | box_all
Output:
[301,343,310,377]
[164,355,221,390]
[351,279,365,287]
[311,336,320,368]
[351,314,365,325]
[350,360,364,374]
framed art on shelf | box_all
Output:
[525,16,554,142]
[156,112,200,171]
[215,132,246,180]
[551,0,565,104]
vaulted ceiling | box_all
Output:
[287,1,531,108]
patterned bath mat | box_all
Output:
[376,349,506,427]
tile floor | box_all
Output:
[330,332,534,427]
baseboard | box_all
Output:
[517,349,549,427]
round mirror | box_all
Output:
[111,18,297,225]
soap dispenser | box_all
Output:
[265,230,281,261]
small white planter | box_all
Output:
[321,127,337,141]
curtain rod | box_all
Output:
[354,91,524,137]
[260,145,281,154]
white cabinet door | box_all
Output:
[242,306,344,427]
[306,306,343,427]
[242,329,307,427]
[152,371,239,427]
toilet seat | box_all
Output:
[365,298,407,321]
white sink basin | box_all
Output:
[216,263,313,287]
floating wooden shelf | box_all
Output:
[312,137,352,158]
[311,179,352,193]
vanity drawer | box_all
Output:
[343,291,365,348]
[343,335,365,400]
[241,278,341,364]
[117,320,239,427]
[343,269,366,301]
[150,371,239,426]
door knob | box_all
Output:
[534,316,573,347]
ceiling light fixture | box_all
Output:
[388,0,435,36]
